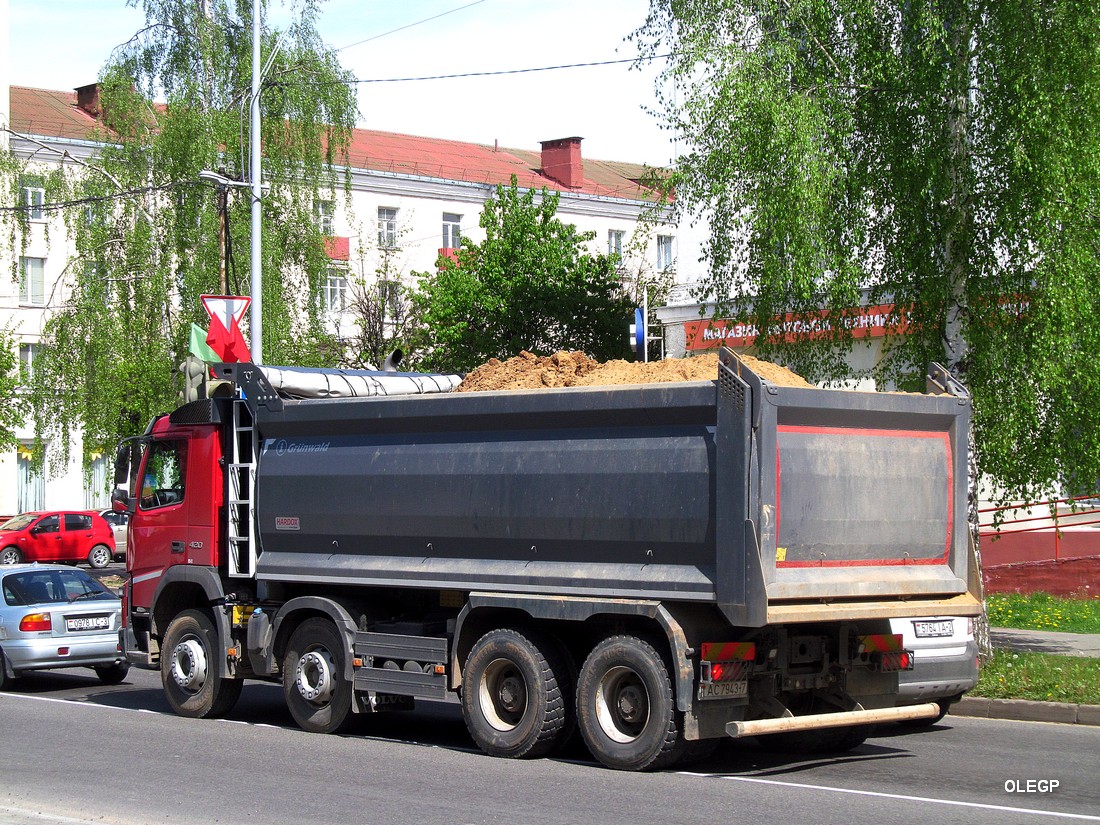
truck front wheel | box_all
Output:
[283,618,355,734]
[161,609,242,718]
[576,635,682,771]
[461,628,573,759]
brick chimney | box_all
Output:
[75,83,102,118]
[540,137,584,189]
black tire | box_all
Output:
[161,609,242,718]
[87,544,112,569]
[94,662,130,685]
[0,546,22,565]
[0,648,15,690]
[283,618,356,734]
[576,635,682,771]
[461,628,573,760]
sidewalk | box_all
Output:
[951,627,1100,726]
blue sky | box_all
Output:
[7,0,675,165]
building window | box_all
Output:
[17,443,45,512]
[21,185,45,221]
[657,235,675,271]
[323,269,348,313]
[442,213,462,249]
[85,455,109,509]
[19,257,45,305]
[378,207,398,249]
[377,279,402,317]
[19,343,39,382]
[608,229,624,258]
[315,200,335,235]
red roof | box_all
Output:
[9,85,661,201]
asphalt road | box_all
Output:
[1,666,1098,825]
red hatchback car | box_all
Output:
[0,511,117,569]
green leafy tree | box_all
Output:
[0,327,26,452]
[634,0,1100,504]
[0,0,357,470]
[411,176,634,373]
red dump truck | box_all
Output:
[115,349,981,770]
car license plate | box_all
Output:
[697,680,748,701]
[913,619,954,638]
[66,616,110,631]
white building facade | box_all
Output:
[0,83,679,514]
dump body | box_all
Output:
[247,353,972,624]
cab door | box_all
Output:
[129,436,193,610]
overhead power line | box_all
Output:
[354,55,674,84]
[336,0,489,51]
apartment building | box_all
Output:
[0,82,679,513]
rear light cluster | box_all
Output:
[700,641,756,683]
[20,612,52,632]
[701,659,750,683]
[855,633,914,671]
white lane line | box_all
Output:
[678,772,1100,822]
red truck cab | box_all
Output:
[121,413,224,624]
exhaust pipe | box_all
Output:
[382,349,404,372]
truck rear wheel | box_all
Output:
[576,635,682,771]
[161,609,242,718]
[283,618,355,735]
[461,628,573,759]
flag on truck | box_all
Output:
[189,322,221,363]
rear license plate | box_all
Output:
[913,620,954,638]
[66,616,110,631]
[697,680,748,701]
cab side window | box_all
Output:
[139,440,188,510]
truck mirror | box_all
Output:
[111,486,135,515]
[114,443,132,486]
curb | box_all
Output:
[952,696,1100,726]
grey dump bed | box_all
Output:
[243,352,973,627]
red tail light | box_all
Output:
[20,612,52,632]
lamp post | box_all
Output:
[249,2,263,364]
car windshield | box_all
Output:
[0,514,37,531]
[2,570,116,606]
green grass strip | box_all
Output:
[971,650,1100,704]
[986,592,1100,634]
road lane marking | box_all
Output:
[679,773,1100,822]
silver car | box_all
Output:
[0,563,130,687]
[891,615,979,724]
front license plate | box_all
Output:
[697,680,748,701]
[913,620,954,638]
[66,616,110,631]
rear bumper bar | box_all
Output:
[726,702,941,738]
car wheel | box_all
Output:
[87,544,112,569]
[161,609,242,718]
[461,627,574,760]
[94,662,130,685]
[576,635,682,771]
[283,618,356,734]
[0,546,22,565]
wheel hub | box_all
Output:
[296,649,337,704]
[171,639,208,691]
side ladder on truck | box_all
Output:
[226,392,258,578]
